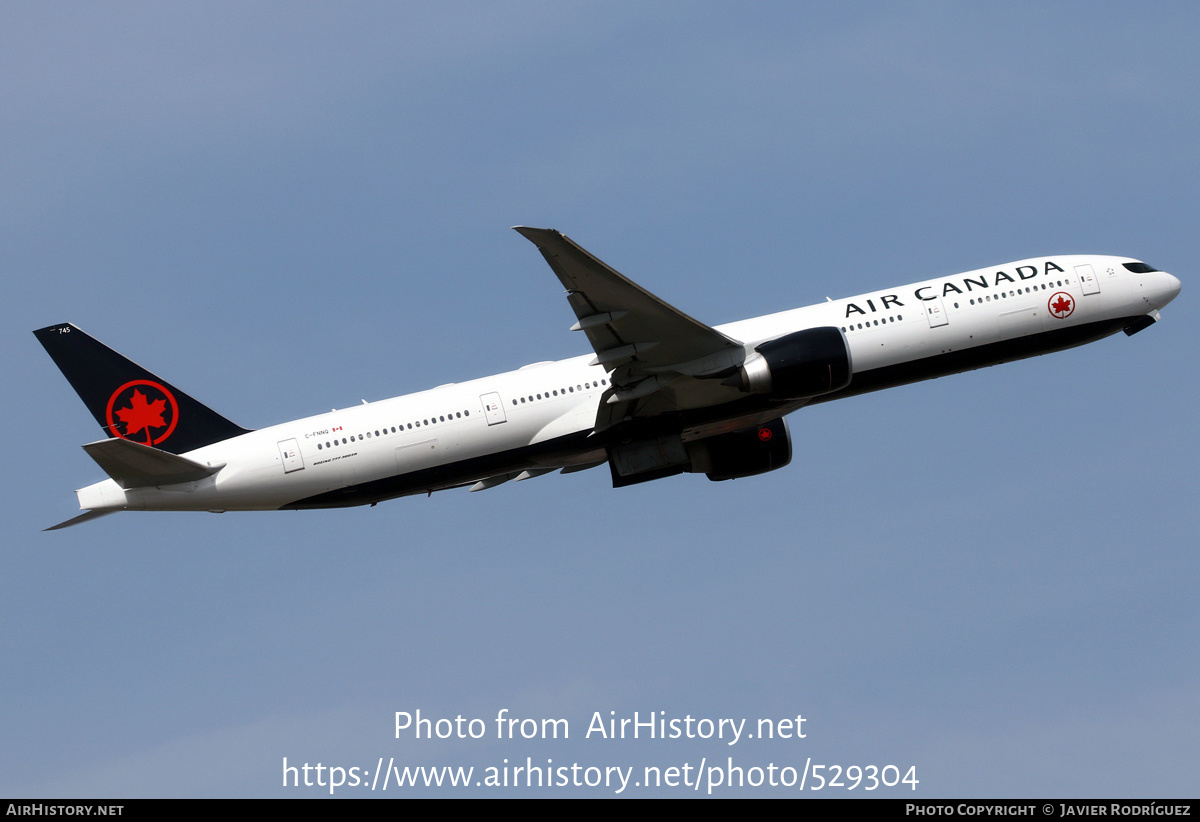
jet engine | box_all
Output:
[608,418,792,487]
[727,327,852,399]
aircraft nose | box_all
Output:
[1152,270,1182,309]
[1164,271,1182,302]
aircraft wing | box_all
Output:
[514,227,747,431]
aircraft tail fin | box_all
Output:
[34,323,251,455]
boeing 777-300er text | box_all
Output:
[36,227,1181,529]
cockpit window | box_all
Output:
[1123,262,1159,274]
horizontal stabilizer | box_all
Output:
[82,437,222,489]
[45,509,118,531]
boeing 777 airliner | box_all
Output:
[36,227,1181,529]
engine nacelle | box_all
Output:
[608,418,792,487]
[732,326,852,399]
[689,417,792,481]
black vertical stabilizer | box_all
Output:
[34,323,251,455]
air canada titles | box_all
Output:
[844,259,1066,318]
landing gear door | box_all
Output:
[1076,264,1100,296]
[480,392,507,426]
[278,438,305,473]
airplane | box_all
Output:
[35,227,1181,530]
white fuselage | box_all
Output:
[74,255,1181,514]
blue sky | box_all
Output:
[3,2,1197,797]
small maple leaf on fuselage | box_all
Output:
[116,389,168,444]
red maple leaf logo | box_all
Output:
[1049,292,1075,319]
[104,380,179,446]
[116,389,168,444]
